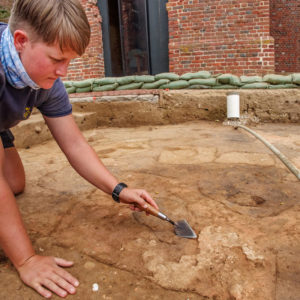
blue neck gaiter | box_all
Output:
[0,26,40,90]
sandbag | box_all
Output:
[66,86,76,94]
[94,77,117,85]
[92,83,119,92]
[116,82,143,90]
[212,73,222,78]
[292,73,300,85]
[268,84,299,89]
[241,82,269,89]
[141,79,170,89]
[73,79,94,88]
[217,74,242,86]
[160,80,189,89]
[188,85,212,89]
[263,74,292,84]
[155,72,180,81]
[180,71,211,80]
[189,78,217,86]
[116,76,136,85]
[240,75,263,83]
[217,74,233,84]
[213,84,238,89]
[230,75,243,86]
[76,86,92,93]
[135,75,155,83]
[63,81,73,88]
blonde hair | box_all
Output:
[9,0,91,56]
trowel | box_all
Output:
[140,204,197,239]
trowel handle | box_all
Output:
[141,204,170,222]
[140,204,159,216]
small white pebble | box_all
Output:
[92,283,99,292]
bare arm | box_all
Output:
[44,114,158,209]
[0,141,79,298]
[0,142,34,268]
[44,114,118,193]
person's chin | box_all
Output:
[39,79,57,89]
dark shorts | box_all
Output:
[0,130,15,148]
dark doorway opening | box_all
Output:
[108,0,123,76]
[98,0,169,77]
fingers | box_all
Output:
[34,271,77,299]
[18,255,79,299]
[33,282,52,299]
[138,190,159,210]
[55,263,79,289]
[54,257,74,267]
[48,272,77,295]
[129,204,137,211]
[41,278,68,298]
[129,204,143,212]
[119,187,159,211]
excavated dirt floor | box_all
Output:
[0,121,299,300]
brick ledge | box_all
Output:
[69,89,161,98]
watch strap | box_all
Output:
[112,182,128,203]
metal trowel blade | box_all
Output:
[174,219,197,239]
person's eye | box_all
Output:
[51,57,63,63]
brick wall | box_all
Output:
[270,0,300,73]
[1,0,13,8]
[167,0,275,76]
[0,0,104,81]
[0,0,13,23]
[2,0,299,79]
[63,0,104,81]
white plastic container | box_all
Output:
[227,92,240,119]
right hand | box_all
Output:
[119,187,159,212]
[17,255,79,298]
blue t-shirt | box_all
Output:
[0,23,72,132]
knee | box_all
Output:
[11,177,25,195]
[2,146,26,195]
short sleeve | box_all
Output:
[37,78,72,117]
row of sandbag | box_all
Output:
[63,72,300,94]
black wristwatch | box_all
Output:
[112,183,128,203]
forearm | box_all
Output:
[0,178,35,268]
[44,115,158,211]
[44,115,119,195]
[63,139,118,195]
[44,115,118,194]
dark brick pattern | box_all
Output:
[1,0,299,79]
[167,0,275,75]
[63,0,105,81]
[270,0,300,73]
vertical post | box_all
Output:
[227,92,240,119]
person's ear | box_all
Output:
[13,30,30,53]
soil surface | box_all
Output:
[0,121,299,300]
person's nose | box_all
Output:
[55,62,69,77]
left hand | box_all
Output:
[119,188,159,212]
[17,255,79,299]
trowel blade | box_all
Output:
[174,219,197,239]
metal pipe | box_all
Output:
[236,124,300,181]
